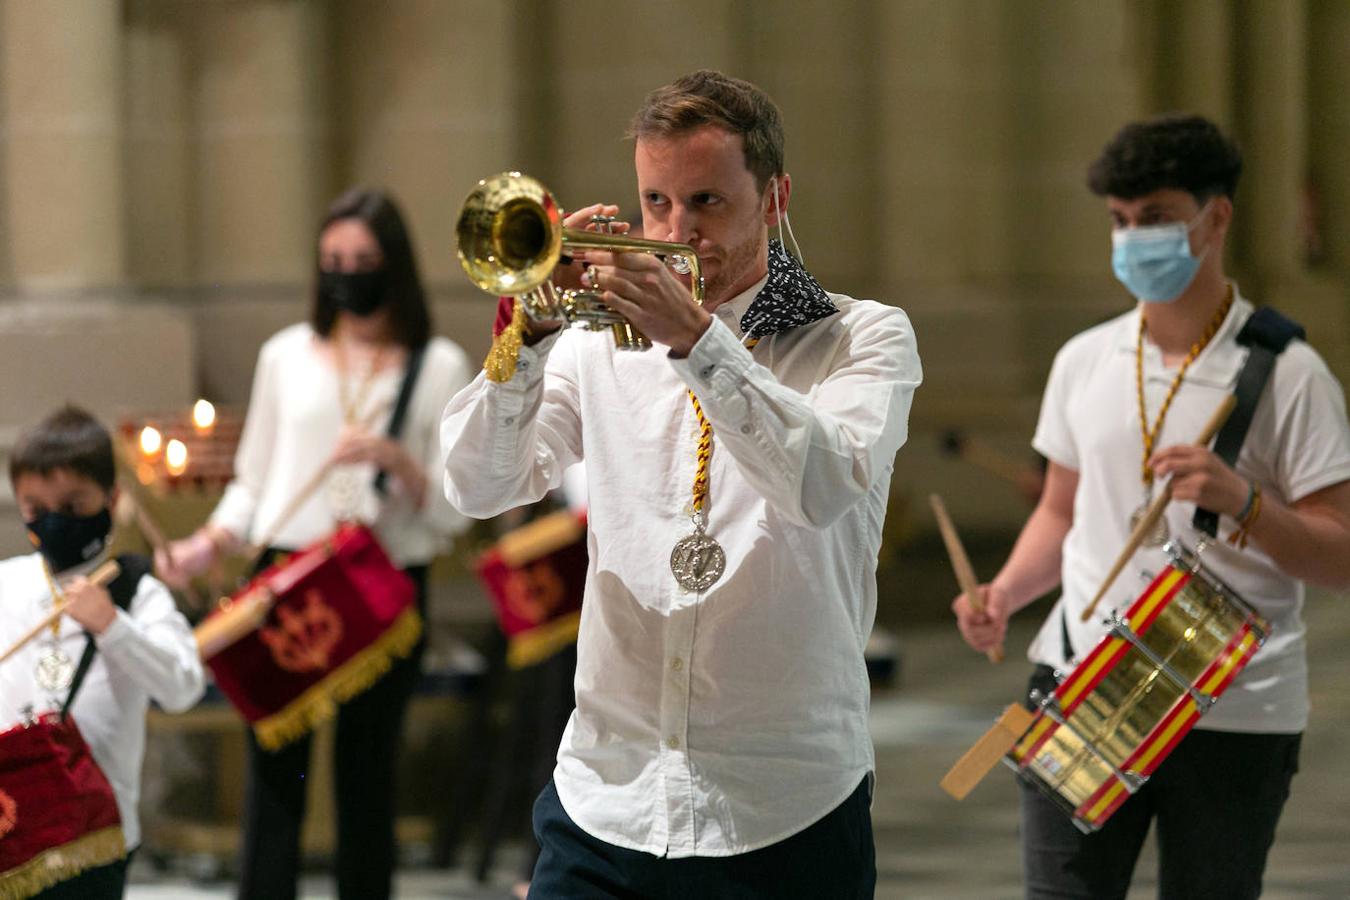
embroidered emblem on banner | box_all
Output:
[260,590,344,673]
[505,562,567,626]
[0,788,16,839]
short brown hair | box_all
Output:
[628,69,785,191]
[10,406,116,491]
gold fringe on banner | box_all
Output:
[507,610,582,670]
[254,607,423,750]
[0,825,125,900]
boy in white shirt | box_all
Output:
[0,406,204,898]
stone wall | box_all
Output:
[0,0,1346,553]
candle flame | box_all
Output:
[193,399,216,431]
[165,439,189,476]
[139,426,163,456]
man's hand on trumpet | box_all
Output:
[512,203,633,346]
[582,248,712,358]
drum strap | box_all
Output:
[60,554,152,719]
[373,343,427,496]
[1192,307,1306,537]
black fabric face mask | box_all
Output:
[26,507,113,574]
[321,269,386,317]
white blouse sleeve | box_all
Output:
[210,335,282,540]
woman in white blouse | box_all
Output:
[158,187,472,900]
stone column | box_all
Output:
[332,0,517,286]
[1232,0,1306,284]
[190,0,329,284]
[0,0,124,291]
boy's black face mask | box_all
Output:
[26,508,113,574]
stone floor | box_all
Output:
[127,587,1350,899]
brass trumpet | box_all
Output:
[455,171,704,351]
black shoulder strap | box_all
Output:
[1193,307,1305,537]
[373,343,427,496]
[60,554,153,719]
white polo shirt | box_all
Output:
[1030,289,1350,733]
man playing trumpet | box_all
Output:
[443,70,921,897]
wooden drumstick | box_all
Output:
[1079,393,1237,623]
[0,560,121,666]
[930,494,1004,664]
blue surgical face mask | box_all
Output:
[1111,201,1213,303]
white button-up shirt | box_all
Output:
[441,276,921,857]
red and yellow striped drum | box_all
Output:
[1006,539,1270,832]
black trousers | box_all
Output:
[1019,666,1301,900]
[33,851,132,899]
[236,563,427,900]
[529,776,876,899]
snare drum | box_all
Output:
[0,714,125,899]
[1007,539,1270,832]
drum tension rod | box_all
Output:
[1028,689,1148,794]
[1106,613,1218,715]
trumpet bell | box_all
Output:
[456,172,563,296]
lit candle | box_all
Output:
[139,426,163,459]
[165,439,189,477]
[192,399,216,435]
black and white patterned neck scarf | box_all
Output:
[738,240,839,342]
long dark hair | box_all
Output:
[311,188,431,348]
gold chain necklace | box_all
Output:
[669,337,760,592]
[1129,285,1233,544]
[333,328,389,426]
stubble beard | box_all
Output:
[702,227,764,310]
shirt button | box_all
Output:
[670,657,683,672]
[740,424,751,434]
[666,735,681,750]
[518,360,530,371]
[504,416,516,425]
[700,364,716,378]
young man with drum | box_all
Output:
[443,70,922,897]
[953,114,1350,898]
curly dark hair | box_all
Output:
[311,188,431,348]
[1087,114,1243,202]
[628,69,785,191]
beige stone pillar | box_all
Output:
[123,0,194,287]
[190,0,329,284]
[736,0,882,297]
[0,0,124,291]
[332,0,517,287]
[1144,0,1235,124]
[1308,0,1350,276]
[546,1,737,226]
[1232,0,1306,284]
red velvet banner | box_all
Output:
[205,524,417,737]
